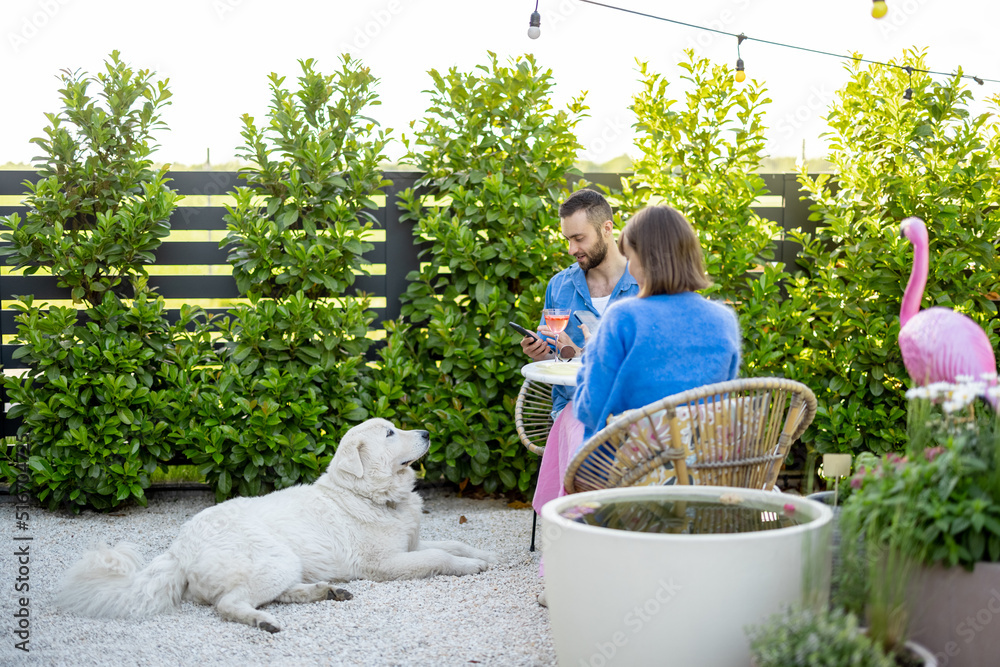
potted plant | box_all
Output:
[540,485,833,666]
[747,605,930,667]
[837,378,1000,667]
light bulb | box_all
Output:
[872,1,888,18]
[735,58,745,83]
[528,10,541,39]
[903,87,912,101]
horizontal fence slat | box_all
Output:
[170,207,228,230]
[0,171,40,194]
[0,240,388,266]
[166,171,242,194]
[1,274,385,300]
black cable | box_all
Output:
[575,0,999,85]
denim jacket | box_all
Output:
[540,263,639,416]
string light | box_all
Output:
[527,0,541,39]
[735,33,747,83]
[903,65,913,100]
[872,1,888,19]
[574,0,1000,86]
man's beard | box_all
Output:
[578,236,608,272]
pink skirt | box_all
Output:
[531,402,585,516]
[532,403,585,577]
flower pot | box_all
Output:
[541,486,833,666]
[906,561,1000,667]
[900,639,940,666]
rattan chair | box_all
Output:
[564,377,817,495]
[515,379,554,457]
[514,379,553,550]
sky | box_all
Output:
[2,0,999,168]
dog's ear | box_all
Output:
[335,436,364,478]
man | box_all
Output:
[520,188,639,608]
[520,188,639,415]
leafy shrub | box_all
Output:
[623,53,808,380]
[373,53,586,493]
[836,381,1000,652]
[793,49,1000,455]
[747,606,894,667]
[167,57,388,500]
[0,52,178,510]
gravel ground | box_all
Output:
[0,486,554,666]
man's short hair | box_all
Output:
[559,189,613,231]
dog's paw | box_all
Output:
[480,551,498,566]
[453,556,491,575]
[257,620,281,634]
[325,586,353,602]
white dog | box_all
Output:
[57,419,495,632]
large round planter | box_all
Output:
[541,486,833,666]
[906,561,1000,667]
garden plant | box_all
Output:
[372,53,586,493]
[835,378,1000,656]
[792,49,1000,456]
[0,52,180,509]
[166,56,390,501]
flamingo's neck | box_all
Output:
[901,235,928,329]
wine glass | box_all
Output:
[542,308,571,361]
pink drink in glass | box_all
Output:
[544,313,570,333]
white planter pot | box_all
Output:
[541,486,833,666]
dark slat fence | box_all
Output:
[1,171,818,438]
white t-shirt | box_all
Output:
[591,295,612,315]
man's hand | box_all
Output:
[520,330,554,361]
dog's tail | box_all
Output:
[56,542,186,618]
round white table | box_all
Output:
[520,359,581,387]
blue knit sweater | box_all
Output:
[572,292,742,443]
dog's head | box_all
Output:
[324,418,429,503]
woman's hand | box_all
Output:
[553,330,582,359]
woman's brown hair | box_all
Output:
[618,205,712,297]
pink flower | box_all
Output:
[783,503,796,515]
[924,446,945,462]
[850,475,863,490]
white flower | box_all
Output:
[924,382,955,400]
[955,374,974,383]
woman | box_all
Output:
[533,205,740,607]
[573,205,741,443]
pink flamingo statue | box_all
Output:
[898,217,998,399]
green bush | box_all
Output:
[0,52,179,509]
[623,53,809,379]
[373,53,586,493]
[747,606,894,667]
[166,57,388,501]
[792,49,1000,455]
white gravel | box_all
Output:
[0,486,555,666]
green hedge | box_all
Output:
[4,49,999,509]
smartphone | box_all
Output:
[509,321,542,342]
[573,310,599,329]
